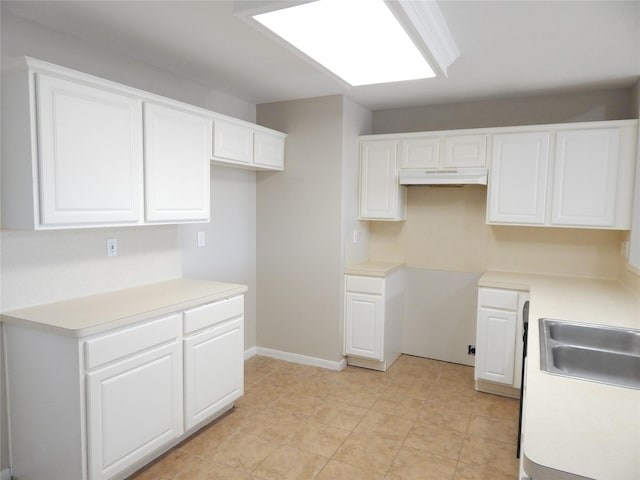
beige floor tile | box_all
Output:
[236,382,287,409]
[467,414,518,444]
[234,408,307,442]
[371,388,425,420]
[208,432,278,471]
[132,355,520,480]
[403,422,465,460]
[453,461,516,480]
[333,431,402,474]
[486,395,520,420]
[271,391,326,416]
[386,445,457,480]
[311,402,368,431]
[285,420,351,457]
[252,445,327,480]
[328,385,384,409]
[354,410,413,442]
[132,448,190,480]
[388,373,434,398]
[315,459,385,480]
[417,403,471,434]
[458,435,519,476]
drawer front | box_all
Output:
[478,288,519,311]
[85,313,181,370]
[184,295,244,335]
[345,275,384,295]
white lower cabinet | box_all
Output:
[183,297,244,430]
[475,287,528,397]
[4,294,244,480]
[86,342,183,480]
[344,270,403,371]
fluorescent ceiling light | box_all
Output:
[253,0,436,86]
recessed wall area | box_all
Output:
[369,185,624,280]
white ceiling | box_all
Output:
[2,0,640,111]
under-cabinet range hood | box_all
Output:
[399,167,488,186]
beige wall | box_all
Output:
[256,96,346,362]
[369,187,624,279]
[373,88,634,134]
[369,88,634,279]
[256,95,372,363]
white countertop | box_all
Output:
[480,271,640,480]
[344,262,404,277]
[0,278,248,337]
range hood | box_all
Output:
[399,167,488,185]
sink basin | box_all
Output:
[540,318,640,389]
[547,321,640,353]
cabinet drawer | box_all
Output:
[184,295,244,335]
[346,275,384,295]
[85,314,181,370]
[478,288,519,311]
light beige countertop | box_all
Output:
[344,261,404,277]
[1,278,248,337]
[480,271,640,480]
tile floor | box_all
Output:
[132,354,520,480]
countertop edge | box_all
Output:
[1,279,248,337]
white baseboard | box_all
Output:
[1,467,11,480]
[244,346,257,360]
[255,347,346,371]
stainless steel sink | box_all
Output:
[539,318,640,389]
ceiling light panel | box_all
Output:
[253,0,435,86]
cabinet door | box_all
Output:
[184,317,243,430]
[488,132,550,224]
[444,134,487,168]
[551,128,620,227]
[36,73,143,226]
[86,342,183,480]
[475,307,517,385]
[144,102,211,222]
[345,292,384,361]
[360,140,406,220]
[400,137,440,169]
[212,119,253,164]
[254,131,285,170]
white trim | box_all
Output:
[244,346,257,360]
[255,347,346,371]
[1,467,11,480]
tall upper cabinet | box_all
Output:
[359,140,407,221]
[144,102,211,222]
[487,120,637,229]
[1,57,286,230]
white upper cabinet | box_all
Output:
[26,72,144,228]
[398,133,487,170]
[212,118,286,171]
[400,137,440,169]
[359,140,406,221]
[488,132,550,224]
[487,121,637,229]
[212,119,253,165]
[551,128,619,227]
[144,102,211,223]
[444,134,487,168]
[254,131,285,170]
[1,57,286,229]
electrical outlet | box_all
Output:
[106,238,118,257]
[197,231,206,247]
[467,345,476,355]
